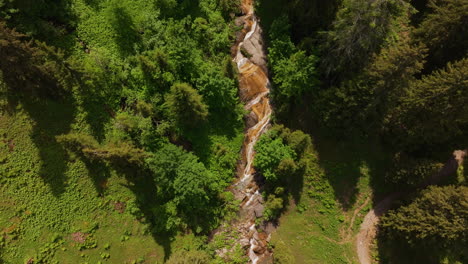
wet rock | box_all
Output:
[234,190,247,201]
[242,22,268,72]
[235,16,245,27]
[240,238,250,248]
[257,194,264,204]
[252,244,266,254]
[245,112,258,127]
[253,231,260,241]
[262,222,276,234]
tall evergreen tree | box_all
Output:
[414,0,468,72]
[320,0,411,80]
[0,22,42,92]
[384,58,468,150]
[365,31,427,119]
[316,30,427,132]
[0,22,76,97]
[166,83,208,129]
[380,185,468,262]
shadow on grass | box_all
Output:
[280,97,392,210]
[289,162,305,204]
[78,84,113,142]
[2,94,77,197]
[316,136,371,210]
[315,131,391,210]
[112,163,174,261]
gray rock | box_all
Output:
[253,203,264,218]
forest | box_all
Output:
[0,0,466,263]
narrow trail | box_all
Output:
[213,1,274,263]
[343,196,370,242]
[356,150,467,264]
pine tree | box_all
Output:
[414,0,468,72]
[320,0,412,80]
[384,58,468,150]
[365,31,428,118]
[0,22,42,92]
[286,0,341,39]
[166,83,208,129]
[56,133,147,165]
[380,185,468,261]
[316,29,427,132]
[0,22,75,97]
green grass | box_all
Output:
[0,104,169,263]
[271,131,390,264]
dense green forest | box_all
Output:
[256,0,467,263]
[0,0,467,263]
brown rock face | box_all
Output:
[211,0,274,263]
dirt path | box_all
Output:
[356,192,401,264]
[356,150,466,264]
[344,196,370,242]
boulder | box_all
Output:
[253,203,264,218]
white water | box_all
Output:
[232,2,273,263]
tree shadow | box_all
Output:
[5,94,77,197]
[112,163,174,261]
[284,110,391,210]
[26,98,75,196]
[322,133,392,210]
[80,153,113,195]
[209,108,244,140]
[183,123,214,164]
[157,0,201,19]
[288,162,305,204]
[83,0,102,10]
[78,83,114,142]
[110,6,142,57]
[54,143,175,260]
[280,92,393,210]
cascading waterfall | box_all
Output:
[231,0,274,263]
[211,1,273,262]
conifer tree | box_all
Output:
[0,22,74,96]
[365,31,427,118]
[380,185,468,261]
[414,0,468,72]
[166,83,208,129]
[320,0,411,80]
[316,30,427,131]
[0,22,42,92]
[384,58,468,150]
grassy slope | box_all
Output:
[0,100,170,263]
[0,0,243,263]
[271,131,390,264]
